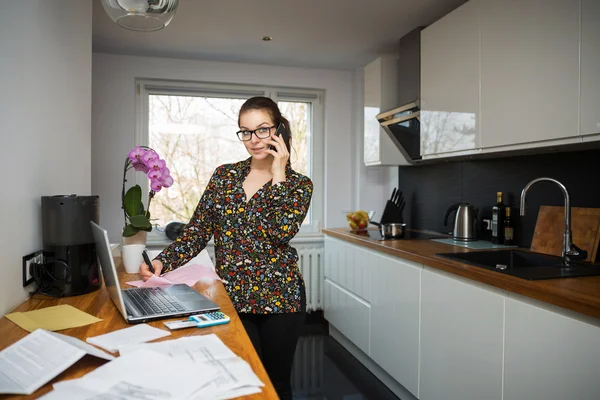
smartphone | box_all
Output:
[269,122,285,151]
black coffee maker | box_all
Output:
[33,195,101,297]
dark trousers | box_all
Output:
[239,290,306,400]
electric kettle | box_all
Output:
[444,203,478,241]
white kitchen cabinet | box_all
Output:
[324,279,370,354]
[479,0,580,148]
[581,0,600,137]
[420,268,504,400]
[364,56,410,166]
[324,237,370,302]
[504,297,600,400]
[370,252,421,397]
[324,237,372,355]
[420,0,480,156]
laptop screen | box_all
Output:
[90,221,129,320]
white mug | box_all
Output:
[121,244,146,274]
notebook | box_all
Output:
[90,222,220,324]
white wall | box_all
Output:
[92,53,358,242]
[352,67,399,221]
[0,0,92,316]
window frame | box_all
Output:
[134,79,324,244]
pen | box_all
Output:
[142,250,154,274]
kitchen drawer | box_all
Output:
[324,278,370,354]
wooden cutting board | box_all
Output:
[530,206,600,262]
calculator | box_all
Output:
[163,311,230,330]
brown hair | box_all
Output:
[238,96,292,153]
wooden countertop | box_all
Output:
[0,258,278,400]
[323,228,600,320]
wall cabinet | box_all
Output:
[503,297,600,400]
[370,252,420,397]
[364,57,411,166]
[419,268,504,400]
[479,0,580,148]
[581,0,600,137]
[420,0,599,158]
[420,0,480,157]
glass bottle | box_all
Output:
[503,206,514,246]
[492,192,505,244]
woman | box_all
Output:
[140,96,312,399]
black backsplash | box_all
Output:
[397,149,600,249]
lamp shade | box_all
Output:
[101,0,179,32]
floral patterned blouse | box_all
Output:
[155,157,313,314]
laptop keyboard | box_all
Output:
[124,287,186,316]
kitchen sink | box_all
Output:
[435,250,600,280]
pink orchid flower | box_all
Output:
[142,149,159,164]
[146,157,166,172]
[161,168,174,188]
[150,179,163,192]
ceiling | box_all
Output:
[92,0,467,71]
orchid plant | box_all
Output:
[122,146,173,237]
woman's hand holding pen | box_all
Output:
[139,259,163,281]
[266,131,289,184]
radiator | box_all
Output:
[297,246,324,312]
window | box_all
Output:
[135,80,324,240]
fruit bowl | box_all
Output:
[344,210,375,232]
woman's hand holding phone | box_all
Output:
[267,123,289,184]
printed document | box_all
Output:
[120,334,264,399]
[86,323,170,353]
[0,329,113,395]
[52,349,217,399]
[119,333,237,362]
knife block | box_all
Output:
[380,201,404,224]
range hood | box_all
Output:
[377,27,422,163]
[377,100,420,162]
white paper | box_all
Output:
[213,385,262,400]
[38,384,100,399]
[119,334,264,400]
[86,323,170,353]
[47,331,114,361]
[54,349,216,399]
[0,329,113,395]
[49,377,177,399]
[119,333,237,362]
[188,357,264,400]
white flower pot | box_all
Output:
[121,230,147,246]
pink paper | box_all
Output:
[126,264,221,288]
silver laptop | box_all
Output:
[91,221,219,324]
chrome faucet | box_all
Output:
[520,177,587,266]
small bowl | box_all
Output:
[344,210,376,232]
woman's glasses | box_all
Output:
[236,126,275,141]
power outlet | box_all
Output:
[22,250,43,287]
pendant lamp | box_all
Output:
[101,0,179,32]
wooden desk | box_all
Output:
[0,260,278,400]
